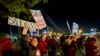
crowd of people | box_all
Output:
[0,28,100,56]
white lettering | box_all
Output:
[8,16,37,31]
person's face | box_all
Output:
[42,35,47,41]
[31,38,38,47]
[5,34,10,38]
[91,41,96,45]
[65,39,71,45]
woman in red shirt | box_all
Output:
[38,34,48,56]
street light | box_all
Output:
[90,29,94,31]
[49,31,53,34]
[90,28,97,35]
[90,28,97,31]
[79,29,83,33]
[54,32,56,35]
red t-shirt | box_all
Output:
[0,37,12,51]
[38,40,48,54]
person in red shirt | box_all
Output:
[38,34,48,56]
[0,34,13,56]
[85,37,100,56]
[63,33,78,56]
[48,35,56,56]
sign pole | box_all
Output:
[66,21,71,34]
[10,25,12,38]
[36,29,40,37]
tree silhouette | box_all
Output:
[0,0,48,20]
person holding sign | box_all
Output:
[20,25,41,56]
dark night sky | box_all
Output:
[0,0,100,34]
[38,0,100,33]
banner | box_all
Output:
[72,22,79,34]
[30,10,47,29]
[8,16,38,31]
